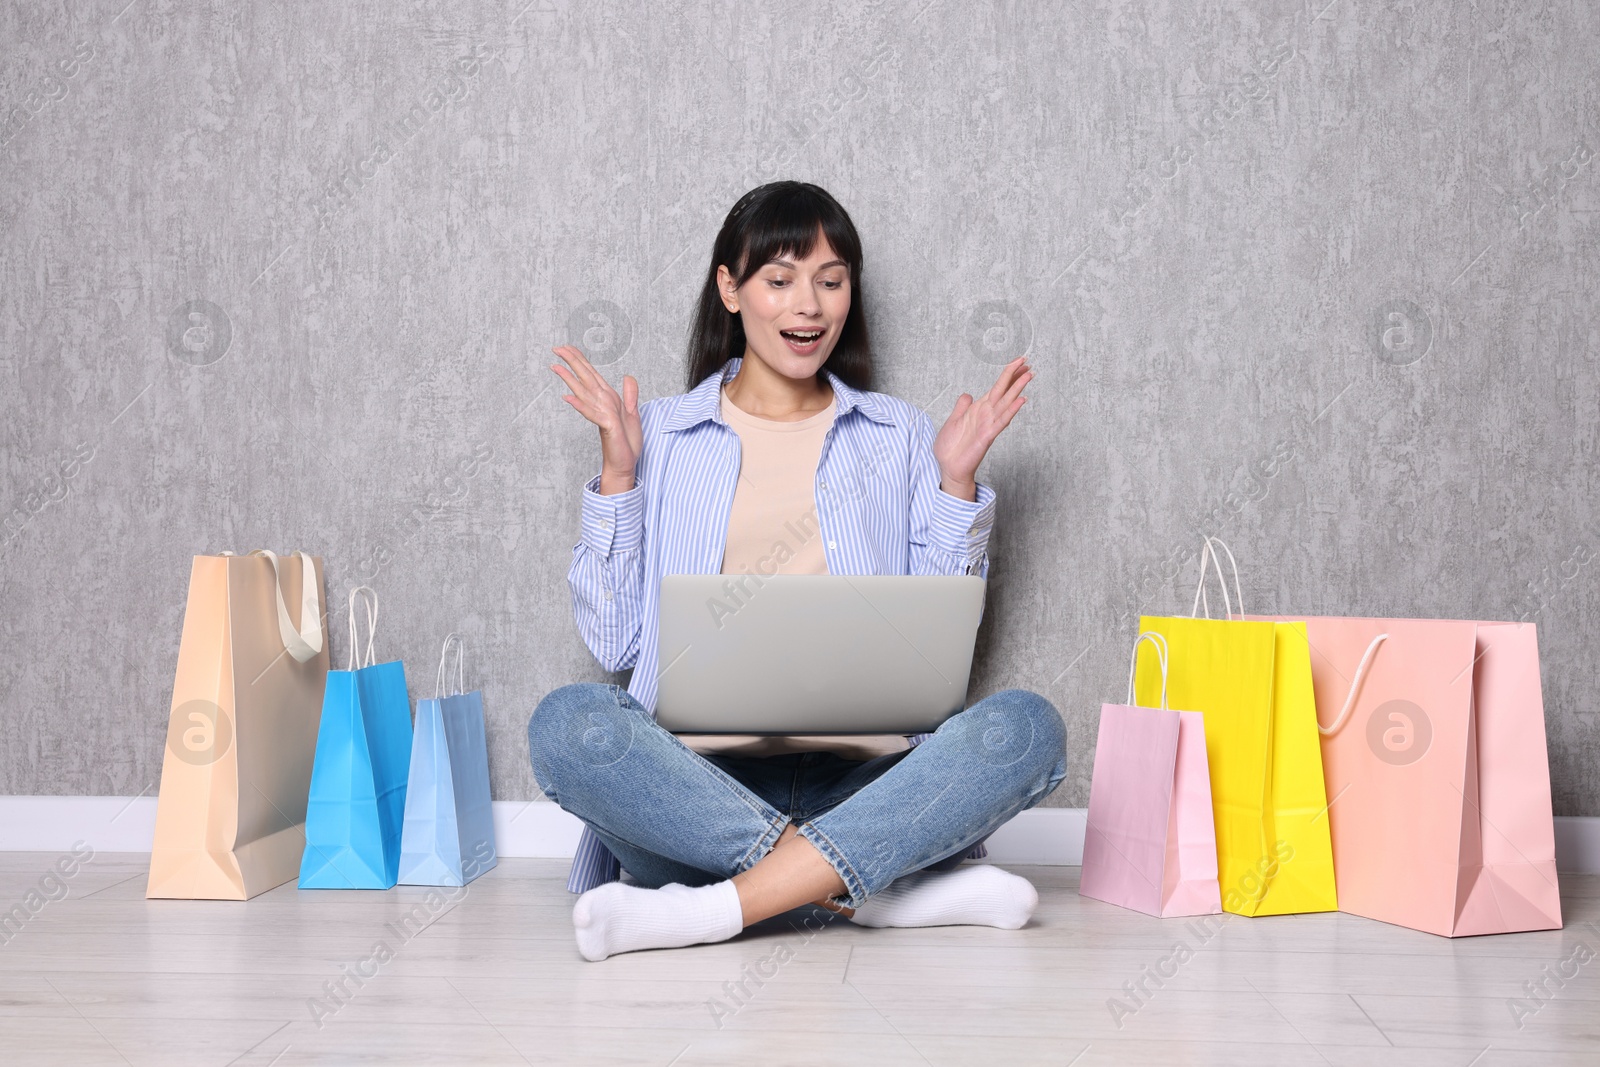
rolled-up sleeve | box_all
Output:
[568,473,647,672]
[908,411,997,578]
[579,473,646,555]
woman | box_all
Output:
[528,181,1067,961]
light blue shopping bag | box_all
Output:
[299,587,413,889]
[399,634,498,886]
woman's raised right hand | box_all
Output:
[550,345,642,493]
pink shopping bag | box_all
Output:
[1244,614,1561,937]
[1081,633,1223,918]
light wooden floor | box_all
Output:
[0,854,1596,1065]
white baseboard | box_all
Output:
[982,807,1087,865]
[2,797,1597,874]
[0,796,161,853]
[1553,818,1599,875]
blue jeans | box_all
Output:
[527,683,1068,909]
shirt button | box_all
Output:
[828,541,836,550]
[819,479,828,490]
[599,518,611,528]
[604,590,613,601]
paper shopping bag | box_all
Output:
[1244,614,1561,937]
[1136,539,1337,917]
[1081,633,1222,918]
[399,634,498,886]
[299,588,413,889]
[147,550,330,900]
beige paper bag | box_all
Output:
[146,551,330,900]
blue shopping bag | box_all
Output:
[399,634,498,886]
[299,587,413,889]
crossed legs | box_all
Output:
[528,683,1067,959]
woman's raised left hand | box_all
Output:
[933,357,1033,501]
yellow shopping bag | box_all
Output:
[1135,538,1336,917]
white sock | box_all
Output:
[572,880,745,962]
[847,865,1038,930]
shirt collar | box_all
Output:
[659,356,896,433]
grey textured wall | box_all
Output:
[3,1,1597,816]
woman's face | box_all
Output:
[718,229,852,381]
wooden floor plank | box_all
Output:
[0,855,1594,1065]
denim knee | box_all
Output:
[984,688,1068,799]
[527,682,632,800]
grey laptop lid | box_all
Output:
[654,574,986,734]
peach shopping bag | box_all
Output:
[1081,633,1223,918]
[1245,613,1562,937]
[147,550,330,900]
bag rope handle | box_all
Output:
[1190,536,1244,620]
[1317,633,1388,736]
[435,633,466,699]
[346,586,378,671]
[221,550,324,663]
[1126,631,1170,711]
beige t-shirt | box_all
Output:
[675,385,911,762]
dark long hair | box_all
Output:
[684,181,874,393]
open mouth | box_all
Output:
[779,328,825,353]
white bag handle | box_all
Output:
[346,586,378,671]
[1190,536,1244,619]
[225,549,324,663]
[1317,633,1388,736]
[435,633,465,699]
[1126,631,1170,711]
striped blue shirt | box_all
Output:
[563,356,997,892]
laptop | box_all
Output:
[653,574,987,734]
